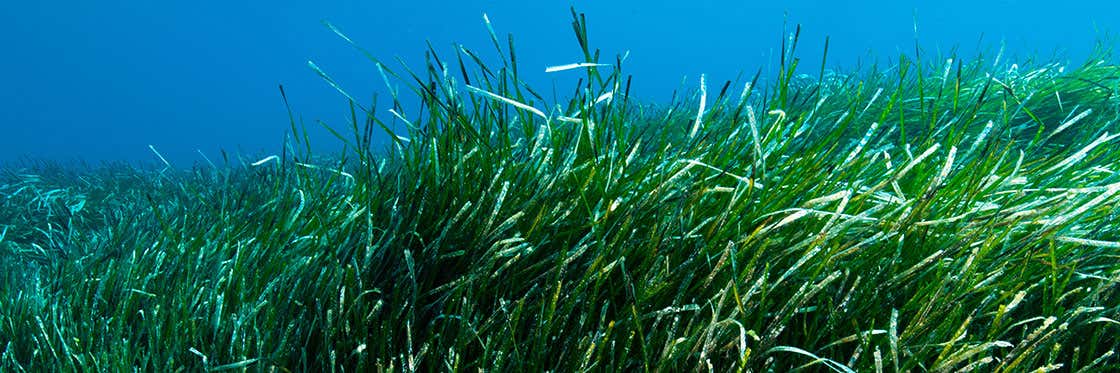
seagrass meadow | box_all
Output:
[4,9,1120,372]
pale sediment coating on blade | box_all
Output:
[593,91,613,106]
[860,88,884,118]
[294,162,355,183]
[932,145,957,188]
[1044,132,1120,174]
[388,109,417,135]
[250,155,279,167]
[860,143,943,199]
[964,120,994,158]
[689,74,708,139]
[746,106,764,172]
[1041,181,1120,227]
[465,84,547,120]
[544,62,611,73]
[1055,235,1120,249]
[148,145,173,169]
[767,345,856,373]
[1044,108,1093,143]
[842,122,880,167]
[940,58,954,86]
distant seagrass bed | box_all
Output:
[3,8,1120,372]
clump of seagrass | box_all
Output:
[3,7,1120,372]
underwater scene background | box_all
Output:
[2,0,1116,165]
[3,0,1120,371]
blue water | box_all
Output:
[1,1,1115,166]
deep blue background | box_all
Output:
[2,1,1115,167]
